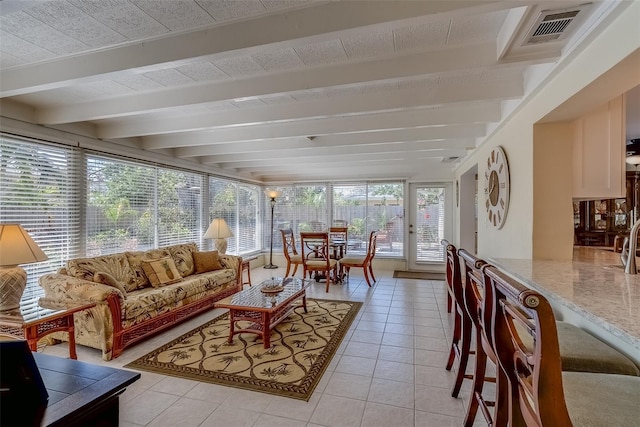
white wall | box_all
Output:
[455,1,640,260]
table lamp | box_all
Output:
[0,224,49,311]
[204,218,233,255]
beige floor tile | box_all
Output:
[415,364,456,389]
[263,393,320,422]
[356,319,387,331]
[146,397,217,427]
[334,354,377,377]
[350,329,384,344]
[253,413,308,427]
[414,410,464,426]
[367,378,414,409]
[183,382,236,403]
[343,340,380,359]
[221,388,275,412]
[415,384,466,417]
[377,344,414,364]
[120,390,181,426]
[309,394,366,426]
[381,332,414,348]
[200,406,260,427]
[324,371,372,400]
[414,348,449,367]
[360,402,415,427]
[374,359,414,383]
[149,376,198,396]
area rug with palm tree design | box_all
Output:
[125,298,361,401]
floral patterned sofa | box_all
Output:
[38,242,242,360]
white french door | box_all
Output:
[408,183,454,271]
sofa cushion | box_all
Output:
[166,243,197,277]
[193,250,224,273]
[125,248,171,290]
[93,272,128,296]
[123,269,236,322]
[67,254,137,289]
[141,257,183,287]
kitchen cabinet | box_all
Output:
[572,95,626,200]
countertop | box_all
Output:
[489,246,640,357]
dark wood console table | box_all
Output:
[35,353,140,426]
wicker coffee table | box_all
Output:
[215,277,312,348]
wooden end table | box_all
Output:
[0,302,95,359]
[215,277,312,348]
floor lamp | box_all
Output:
[264,190,281,269]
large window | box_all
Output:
[333,182,404,256]
[87,155,204,255]
[209,178,260,254]
[0,136,82,318]
[266,184,329,253]
[268,182,404,257]
[1,134,261,314]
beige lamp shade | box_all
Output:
[265,189,282,199]
[0,224,49,311]
[626,155,640,165]
[204,218,233,255]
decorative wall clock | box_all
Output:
[484,145,510,229]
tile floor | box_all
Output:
[41,266,491,427]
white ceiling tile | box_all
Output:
[252,47,306,72]
[1,10,89,54]
[67,0,170,39]
[448,10,508,45]
[341,29,395,59]
[0,31,57,65]
[131,0,215,31]
[213,55,266,77]
[394,20,449,52]
[0,51,25,69]
[142,68,196,87]
[85,80,136,97]
[24,1,127,48]
[112,74,166,91]
[295,39,348,66]
[176,61,230,81]
[195,0,266,21]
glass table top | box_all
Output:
[220,277,312,309]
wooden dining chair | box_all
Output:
[280,228,303,278]
[329,226,348,257]
[300,232,338,292]
[441,240,474,398]
[339,231,377,286]
[484,265,640,427]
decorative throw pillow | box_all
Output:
[140,257,183,287]
[193,250,224,274]
[93,272,128,296]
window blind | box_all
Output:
[86,155,157,254]
[0,136,82,318]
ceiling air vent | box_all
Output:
[522,4,589,45]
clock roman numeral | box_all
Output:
[500,198,505,208]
